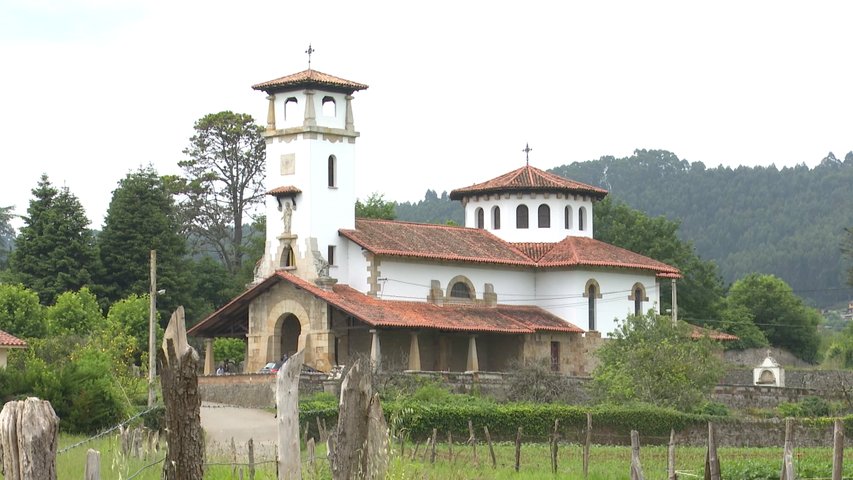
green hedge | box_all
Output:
[299,399,717,441]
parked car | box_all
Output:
[259,361,282,374]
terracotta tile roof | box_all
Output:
[688,323,739,342]
[267,186,302,196]
[536,236,682,276]
[188,271,583,336]
[0,330,27,348]
[512,242,556,262]
[450,165,608,201]
[341,219,680,276]
[252,69,368,94]
[340,219,535,267]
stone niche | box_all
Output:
[753,352,785,387]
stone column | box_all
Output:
[369,329,381,371]
[438,336,450,371]
[408,332,421,371]
[671,278,678,324]
[466,335,479,373]
[266,94,276,131]
[204,338,215,375]
[345,94,354,131]
[303,89,316,127]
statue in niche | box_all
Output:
[282,201,292,235]
[312,249,330,278]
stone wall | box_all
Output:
[198,373,327,408]
[723,347,813,368]
[723,367,853,394]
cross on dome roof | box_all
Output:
[252,69,368,95]
[449,165,608,201]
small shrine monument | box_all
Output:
[753,350,785,387]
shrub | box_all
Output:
[506,361,573,403]
[696,401,730,416]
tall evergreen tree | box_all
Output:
[10,175,98,304]
[0,205,15,269]
[97,166,191,322]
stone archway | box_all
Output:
[757,369,776,385]
[280,314,301,357]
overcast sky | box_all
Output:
[2,0,852,231]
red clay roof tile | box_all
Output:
[342,219,680,276]
[267,186,302,196]
[450,165,608,200]
[252,69,368,94]
[0,330,27,348]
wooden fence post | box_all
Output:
[430,429,437,464]
[468,420,478,466]
[365,393,390,479]
[447,431,453,463]
[275,349,304,480]
[307,438,316,477]
[514,426,523,472]
[668,429,676,480]
[84,449,100,480]
[484,426,497,469]
[780,418,795,480]
[551,419,559,474]
[158,306,204,480]
[630,430,644,480]
[584,412,592,479]
[704,421,721,480]
[0,397,60,480]
[248,438,256,480]
[833,418,843,480]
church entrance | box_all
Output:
[279,314,301,358]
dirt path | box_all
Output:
[200,401,277,457]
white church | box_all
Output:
[188,66,682,376]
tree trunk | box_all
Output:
[0,397,59,480]
[158,306,204,480]
[328,359,372,480]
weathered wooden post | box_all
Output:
[0,397,60,480]
[85,449,100,480]
[780,418,795,480]
[630,430,644,480]
[832,418,843,480]
[468,419,478,466]
[584,412,592,479]
[484,426,497,469]
[514,426,523,472]
[247,438,256,480]
[276,349,305,480]
[158,306,204,480]
[550,419,559,474]
[704,421,721,480]
[447,431,453,463]
[668,429,676,480]
[328,358,389,480]
[430,429,437,464]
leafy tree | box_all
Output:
[106,294,156,365]
[187,256,242,321]
[593,197,725,321]
[45,287,104,335]
[213,337,246,368]
[97,166,191,322]
[178,111,266,275]
[592,311,725,411]
[10,175,98,304]
[727,273,821,362]
[395,190,464,225]
[0,283,46,338]
[715,302,768,350]
[355,192,396,220]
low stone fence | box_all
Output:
[198,372,328,408]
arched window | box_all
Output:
[538,204,550,228]
[584,279,601,331]
[322,96,336,117]
[328,155,337,187]
[630,283,648,316]
[450,282,471,299]
[447,275,476,301]
[282,245,295,268]
[284,97,298,120]
[578,206,587,231]
[516,205,529,229]
[475,207,484,229]
[564,206,572,229]
[492,206,501,230]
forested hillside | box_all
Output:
[394,150,853,308]
[550,150,853,308]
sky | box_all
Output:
[2,0,852,231]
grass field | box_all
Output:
[44,433,853,480]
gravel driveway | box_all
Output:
[200,401,278,457]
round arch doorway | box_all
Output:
[279,314,301,359]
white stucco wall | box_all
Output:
[535,269,660,336]
[343,240,370,292]
[462,193,595,242]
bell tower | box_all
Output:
[251,66,368,284]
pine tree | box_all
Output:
[10,175,98,304]
[97,166,191,322]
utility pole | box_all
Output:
[148,250,157,407]
[671,278,678,325]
